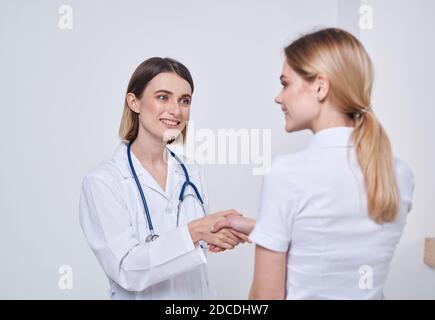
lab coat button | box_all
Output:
[165,206,172,214]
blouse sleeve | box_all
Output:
[249,157,304,252]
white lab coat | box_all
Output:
[79,141,216,299]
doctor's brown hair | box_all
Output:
[284,28,399,223]
[119,57,194,143]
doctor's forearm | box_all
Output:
[188,220,202,245]
[107,225,207,292]
[187,219,221,246]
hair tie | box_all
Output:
[360,106,372,114]
[354,106,372,118]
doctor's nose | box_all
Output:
[167,99,182,116]
[275,94,282,105]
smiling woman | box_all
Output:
[79,57,250,300]
[247,28,415,300]
[119,57,194,144]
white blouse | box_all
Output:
[249,127,415,299]
[79,141,216,299]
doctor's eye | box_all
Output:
[179,98,191,106]
[281,81,288,88]
[157,94,169,101]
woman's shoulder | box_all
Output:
[394,157,414,178]
[264,152,310,188]
[393,157,415,191]
[269,149,314,175]
[82,144,126,184]
[81,160,121,192]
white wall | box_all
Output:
[0,0,433,299]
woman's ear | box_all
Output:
[126,93,140,113]
[315,75,330,102]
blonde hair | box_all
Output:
[285,28,399,223]
[119,57,193,143]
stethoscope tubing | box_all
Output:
[127,141,205,242]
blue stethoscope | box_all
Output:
[127,141,206,243]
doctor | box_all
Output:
[79,57,247,299]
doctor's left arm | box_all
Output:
[79,173,207,292]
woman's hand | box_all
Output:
[208,216,256,253]
[188,209,245,250]
[212,215,256,235]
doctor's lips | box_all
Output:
[159,118,181,128]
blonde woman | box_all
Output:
[79,57,247,299]
[212,28,415,299]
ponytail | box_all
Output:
[352,110,400,223]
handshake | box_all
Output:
[188,210,256,253]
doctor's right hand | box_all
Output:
[208,215,256,253]
[188,210,245,250]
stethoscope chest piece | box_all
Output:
[146,233,159,243]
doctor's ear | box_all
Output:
[314,75,330,102]
[126,93,140,113]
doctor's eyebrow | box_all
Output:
[154,89,191,99]
[280,75,287,81]
[154,89,172,95]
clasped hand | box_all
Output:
[188,210,256,253]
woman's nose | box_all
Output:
[168,100,181,116]
[274,94,282,105]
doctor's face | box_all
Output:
[274,61,320,132]
[131,72,192,143]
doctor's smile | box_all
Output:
[159,118,181,128]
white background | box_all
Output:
[0,0,434,299]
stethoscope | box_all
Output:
[127,141,206,243]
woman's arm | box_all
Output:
[211,215,256,235]
[208,216,256,252]
[249,245,287,300]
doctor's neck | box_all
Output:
[131,128,168,166]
